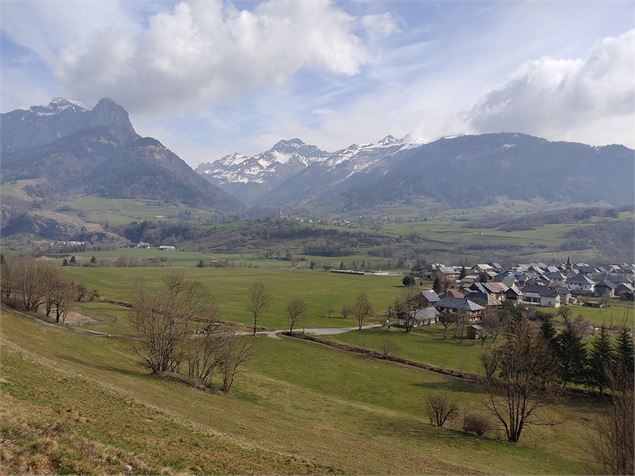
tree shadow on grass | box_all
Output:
[55,354,145,378]
[410,379,477,394]
[371,413,498,449]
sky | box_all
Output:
[1,0,634,166]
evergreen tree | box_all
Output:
[69,255,77,265]
[62,258,68,266]
[402,275,415,287]
[540,315,560,356]
[479,272,489,283]
[459,267,467,279]
[90,256,97,265]
[615,327,634,374]
[557,320,588,386]
[433,277,442,294]
[338,261,345,270]
[197,259,205,268]
[588,325,615,393]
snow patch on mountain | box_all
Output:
[196,138,330,186]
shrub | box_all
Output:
[463,412,494,436]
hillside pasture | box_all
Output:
[1,310,597,474]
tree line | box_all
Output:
[0,256,99,323]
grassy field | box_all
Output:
[63,267,405,329]
[323,326,486,374]
[543,301,634,328]
[1,310,600,474]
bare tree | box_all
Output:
[131,273,202,373]
[0,256,17,301]
[41,265,73,320]
[588,365,634,475]
[478,308,506,346]
[438,311,453,340]
[247,282,270,336]
[51,278,75,323]
[220,334,254,393]
[184,325,227,386]
[351,293,373,330]
[19,261,46,312]
[452,311,469,343]
[381,337,400,358]
[426,392,459,427]
[286,297,306,333]
[480,316,559,443]
[394,287,421,333]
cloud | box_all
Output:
[47,0,372,114]
[468,29,635,147]
[361,13,401,39]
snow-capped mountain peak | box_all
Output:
[30,97,89,116]
[195,139,330,204]
[378,135,400,146]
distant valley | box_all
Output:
[1,98,633,262]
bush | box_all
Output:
[463,412,494,436]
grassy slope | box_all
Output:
[1,310,592,474]
[63,267,404,329]
[59,196,215,226]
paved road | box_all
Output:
[255,324,382,339]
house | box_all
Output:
[468,282,508,304]
[414,307,440,326]
[615,282,635,298]
[505,284,524,303]
[472,264,492,273]
[568,274,596,294]
[489,262,504,273]
[595,280,617,297]
[548,286,572,305]
[545,271,567,287]
[136,242,150,249]
[464,291,499,308]
[492,271,516,287]
[444,289,465,299]
[435,297,484,320]
[432,266,459,283]
[466,324,485,340]
[158,245,176,251]
[419,290,440,307]
[522,284,561,307]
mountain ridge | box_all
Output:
[0,98,243,216]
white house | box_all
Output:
[567,274,596,293]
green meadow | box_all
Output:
[323,326,486,374]
[1,310,600,474]
[63,267,405,329]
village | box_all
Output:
[400,259,635,334]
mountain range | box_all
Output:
[198,133,634,215]
[196,138,329,204]
[1,98,634,233]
